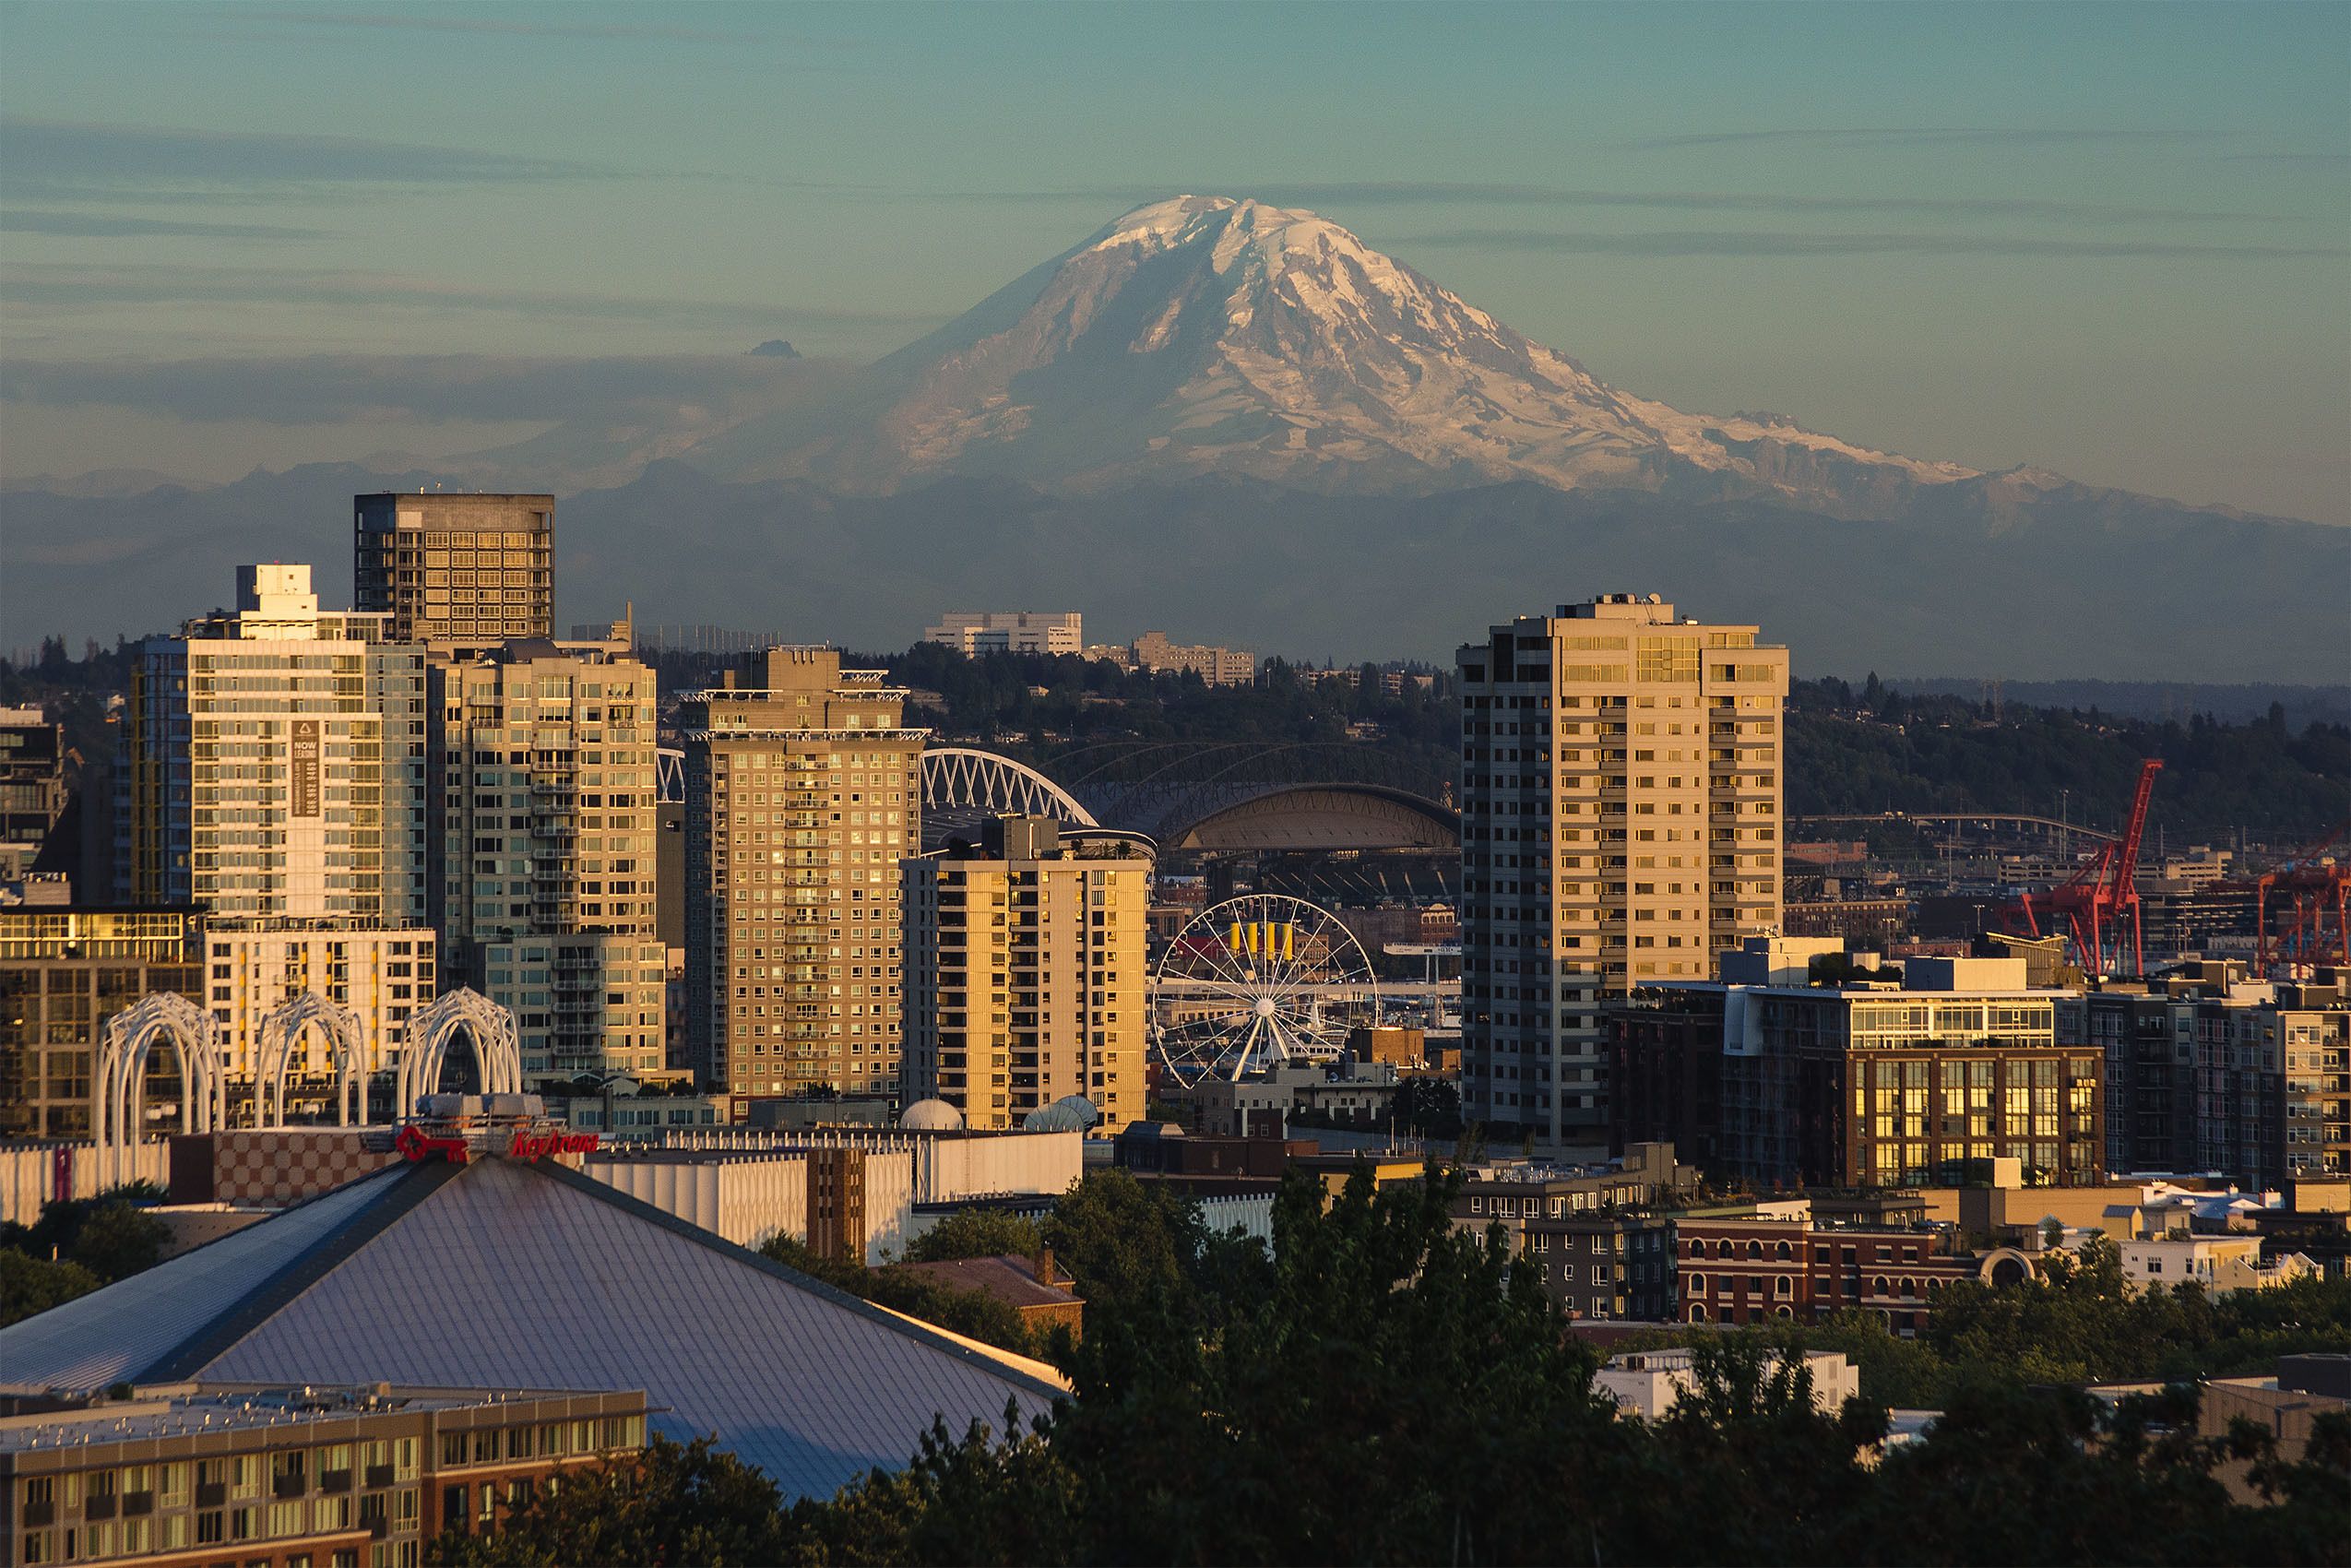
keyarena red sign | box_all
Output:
[394,1124,471,1164]
[395,1125,600,1163]
[506,1130,601,1160]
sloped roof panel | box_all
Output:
[0,1168,405,1393]
[192,1158,1060,1500]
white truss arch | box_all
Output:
[255,992,369,1127]
[920,747,1098,827]
[94,992,225,1188]
[395,988,524,1117]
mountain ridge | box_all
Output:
[5,195,2343,679]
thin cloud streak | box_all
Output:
[0,210,325,240]
[1407,228,2347,260]
[0,353,862,424]
[932,181,2286,226]
[0,116,609,197]
[1613,126,2190,151]
[200,6,766,44]
[0,264,945,331]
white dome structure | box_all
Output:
[900,1098,965,1132]
[1022,1095,1101,1134]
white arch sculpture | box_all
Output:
[395,988,524,1118]
[255,992,369,1127]
[920,747,1098,826]
[94,992,226,1188]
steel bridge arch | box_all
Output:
[255,992,371,1127]
[921,747,1098,843]
[394,988,524,1117]
[94,992,225,1188]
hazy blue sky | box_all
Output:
[3,1,2345,520]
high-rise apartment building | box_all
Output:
[120,564,425,923]
[900,814,1148,1131]
[354,492,554,652]
[427,628,665,1081]
[1456,594,1787,1151]
[0,906,202,1138]
[682,648,924,1101]
[202,922,435,1112]
[2062,965,2348,1188]
[922,612,1084,657]
[0,706,67,881]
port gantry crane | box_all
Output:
[2004,758,2164,977]
[2250,821,2351,978]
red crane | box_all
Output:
[2007,758,2164,976]
[2253,822,2350,978]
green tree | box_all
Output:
[425,1435,794,1568]
[756,1234,1037,1360]
[902,1208,1043,1265]
[0,1249,102,1327]
[1039,1170,1207,1333]
[67,1202,168,1283]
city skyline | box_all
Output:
[0,2,2345,524]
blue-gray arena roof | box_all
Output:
[0,1157,1063,1501]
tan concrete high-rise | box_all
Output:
[121,564,426,923]
[354,492,554,652]
[900,815,1148,1132]
[1456,594,1788,1151]
[682,648,924,1101]
[427,626,664,1081]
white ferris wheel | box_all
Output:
[1151,894,1379,1087]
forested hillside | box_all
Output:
[5,640,2343,850]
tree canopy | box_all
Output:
[433,1170,2350,1566]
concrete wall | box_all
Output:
[583,1153,811,1251]
[1198,1194,1276,1251]
[0,1141,171,1227]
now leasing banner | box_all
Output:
[291,719,322,818]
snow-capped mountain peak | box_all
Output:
[847,195,1979,507]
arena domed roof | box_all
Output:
[1022,1094,1100,1133]
[900,1098,965,1131]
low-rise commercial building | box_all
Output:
[1172,1059,1402,1137]
[1615,942,2098,1189]
[1674,1205,2033,1335]
[0,907,203,1139]
[1452,1143,1690,1321]
[2118,1233,2319,1295]
[1596,1347,1858,1420]
[0,1382,646,1568]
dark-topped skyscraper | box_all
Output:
[354,492,554,652]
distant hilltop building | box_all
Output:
[923,612,1084,656]
[1110,631,1256,687]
